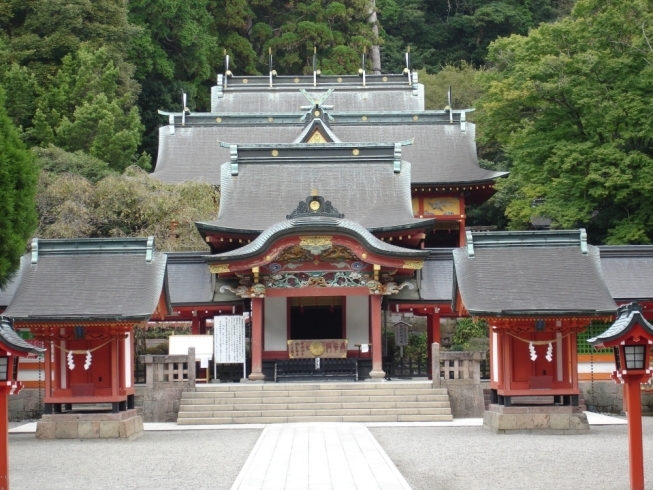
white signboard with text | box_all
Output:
[213,315,246,379]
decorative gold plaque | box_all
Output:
[209,264,230,274]
[403,260,424,270]
[307,130,327,144]
[361,116,368,121]
[299,236,332,248]
[352,149,360,156]
[413,115,419,121]
[383,76,388,82]
[271,150,279,156]
[294,78,299,83]
[314,110,320,117]
[216,117,222,123]
[268,117,274,122]
[309,342,326,356]
[309,200,321,211]
[242,79,248,84]
[337,77,343,83]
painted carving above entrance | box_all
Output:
[263,271,414,295]
[272,243,359,264]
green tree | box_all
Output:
[418,62,485,110]
[477,0,653,244]
[33,145,115,183]
[0,85,38,287]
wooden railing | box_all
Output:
[431,343,486,386]
[140,347,196,389]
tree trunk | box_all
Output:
[367,1,381,74]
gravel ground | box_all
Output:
[371,417,653,490]
[9,429,262,490]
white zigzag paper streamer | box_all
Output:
[545,342,553,362]
[67,351,75,370]
[84,350,92,370]
[529,342,537,361]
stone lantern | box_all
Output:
[588,302,653,490]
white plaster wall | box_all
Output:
[346,296,369,345]
[264,297,287,350]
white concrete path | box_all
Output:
[229,422,412,490]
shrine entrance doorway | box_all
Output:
[289,297,343,340]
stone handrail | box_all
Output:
[431,343,486,386]
[140,347,196,389]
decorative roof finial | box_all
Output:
[311,188,318,197]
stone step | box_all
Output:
[194,382,436,392]
[177,413,453,425]
[180,394,450,405]
[179,401,453,411]
[178,407,452,418]
[182,388,446,399]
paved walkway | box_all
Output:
[230,423,412,490]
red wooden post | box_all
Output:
[369,295,385,379]
[191,315,200,335]
[0,389,8,490]
[626,380,645,490]
[249,298,265,381]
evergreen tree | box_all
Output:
[0,85,38,287]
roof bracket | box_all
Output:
[216,75,224,98]
[168,114,175,135]
[580,228,588,255]
[412,72,419,96]
[31,238,39,264]
[460,111,466,133]
[466,231,474,257]
[145,236,154,263]
[393,143,402,173]
[230,145,239,176]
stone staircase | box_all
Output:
[177,381,453,424]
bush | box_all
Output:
[452,318,488,350]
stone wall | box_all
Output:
[140,349,196,422]
[580,381,653,414]
[8,388,44,421]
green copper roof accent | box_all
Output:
[465,229,588,258]
[30,237,157,264]
[224,74,411,89]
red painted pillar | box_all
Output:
[369,295,385,379]
[625,379,645,490]
[249,298,265,381]
[0,390,8,490]
[191,315,200,335]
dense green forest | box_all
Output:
[1,0,652,283]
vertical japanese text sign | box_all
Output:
[214,316,246,377]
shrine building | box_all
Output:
[151,69,505,380]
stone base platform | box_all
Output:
[36,409,143,440]
[483,403,589,434]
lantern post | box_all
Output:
[588,302,653,490]
[0,317,44,490]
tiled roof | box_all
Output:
[211,84,424,113]
[165,252,213,305]
[336,123,505,184]
[599,246,653,300]
[197,160,430,234]
[5,238,169,321]
[0,317,44,354]
[0,256,26,308]
[453,231,616,316]
[151,122,504,186]
[206,216,431,262]
[420,249,454,301]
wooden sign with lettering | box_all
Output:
[287,339,348,359]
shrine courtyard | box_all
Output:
[7,417,653,490]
